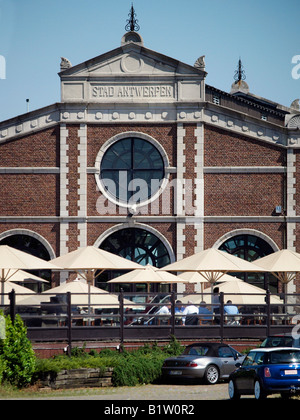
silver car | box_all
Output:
[162,342,245,384]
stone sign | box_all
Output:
[91,84,174,99]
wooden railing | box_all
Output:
[2,289,300,354]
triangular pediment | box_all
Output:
[60,41,206,103]
[60,43,205,79]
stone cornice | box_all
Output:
[0,100,298,150]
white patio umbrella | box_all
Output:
[108,264,184,292]
[0,245,60,305]
[51,246,142,285]
[182,279,282,306]
[254,249,300,292]
[39,279,133,308]
[8,270,48,284]
[51,247,142,322]
[176,272,209,297]
[177,272,241,296]
[0,281,37,305]
[163,248,268,295]
[164,248,268,281]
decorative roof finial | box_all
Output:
[231,57,249,95]
[234,58,246,82]
[125,3,140,32]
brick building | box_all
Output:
[1,22,300,295]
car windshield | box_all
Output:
[183,346,209,356]
[269,350,300,364]
[261,337,294,347]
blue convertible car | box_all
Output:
[228,347,300,399]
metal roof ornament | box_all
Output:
[125,4,140,32]
[234,58,246,82]
[231,58,249,95]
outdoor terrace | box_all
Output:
[2,289,299,354]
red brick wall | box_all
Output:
[0,126,60,218]
[204,125,285,167]
[0,127,60,167]
[204,173,284,216]
[0,174,59,216]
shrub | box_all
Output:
[0,315,36,388]
[111,338,183,387]
[163,335,184,355]
[112,352,166,387]
[33,336,185,388]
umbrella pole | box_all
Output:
[1,281,4,306]
[86,270,94,327]
[1,269,5,306]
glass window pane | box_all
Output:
[219,234,276,291]
[100,138,164,202]
[101,139,132,170]
[100,228,171,269]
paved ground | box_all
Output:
[3,382,289,401]
[5,382,251,400]
[60,383,230,400]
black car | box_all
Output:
[260,334,300,349]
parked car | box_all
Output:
[228,347,300,399]
[260,334,300,349]
[162,342,245,385]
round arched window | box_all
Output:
[219,234,277,291]
[0,234,51,287]
[100,228,171,268]
[96,228,172,292]
[100,137,165,204]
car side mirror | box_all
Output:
[235,362,241,368]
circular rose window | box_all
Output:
[100,137,165,205]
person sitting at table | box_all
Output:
[224,300,240,325]
[198,301,213,324]
[175,300,184,324]
[155,300,171,324]
[182,300,199,325]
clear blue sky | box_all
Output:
[0,0,299,122]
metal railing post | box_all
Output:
[119,289,124,347]
[171,291,175,336]
[66,292,72,356]
[219,292,224,343]
[266,289,271,336]
[9,289,16,324]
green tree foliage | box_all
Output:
[0,315,36,388]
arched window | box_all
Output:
[100,137,165,204]
[219,234,277,292]
[0,234,51,290]
[96,228,172,292]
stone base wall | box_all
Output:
[39,367,113,389]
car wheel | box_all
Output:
[254,380,267,400]
[228,379,240,400]
[204,365,219,385]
